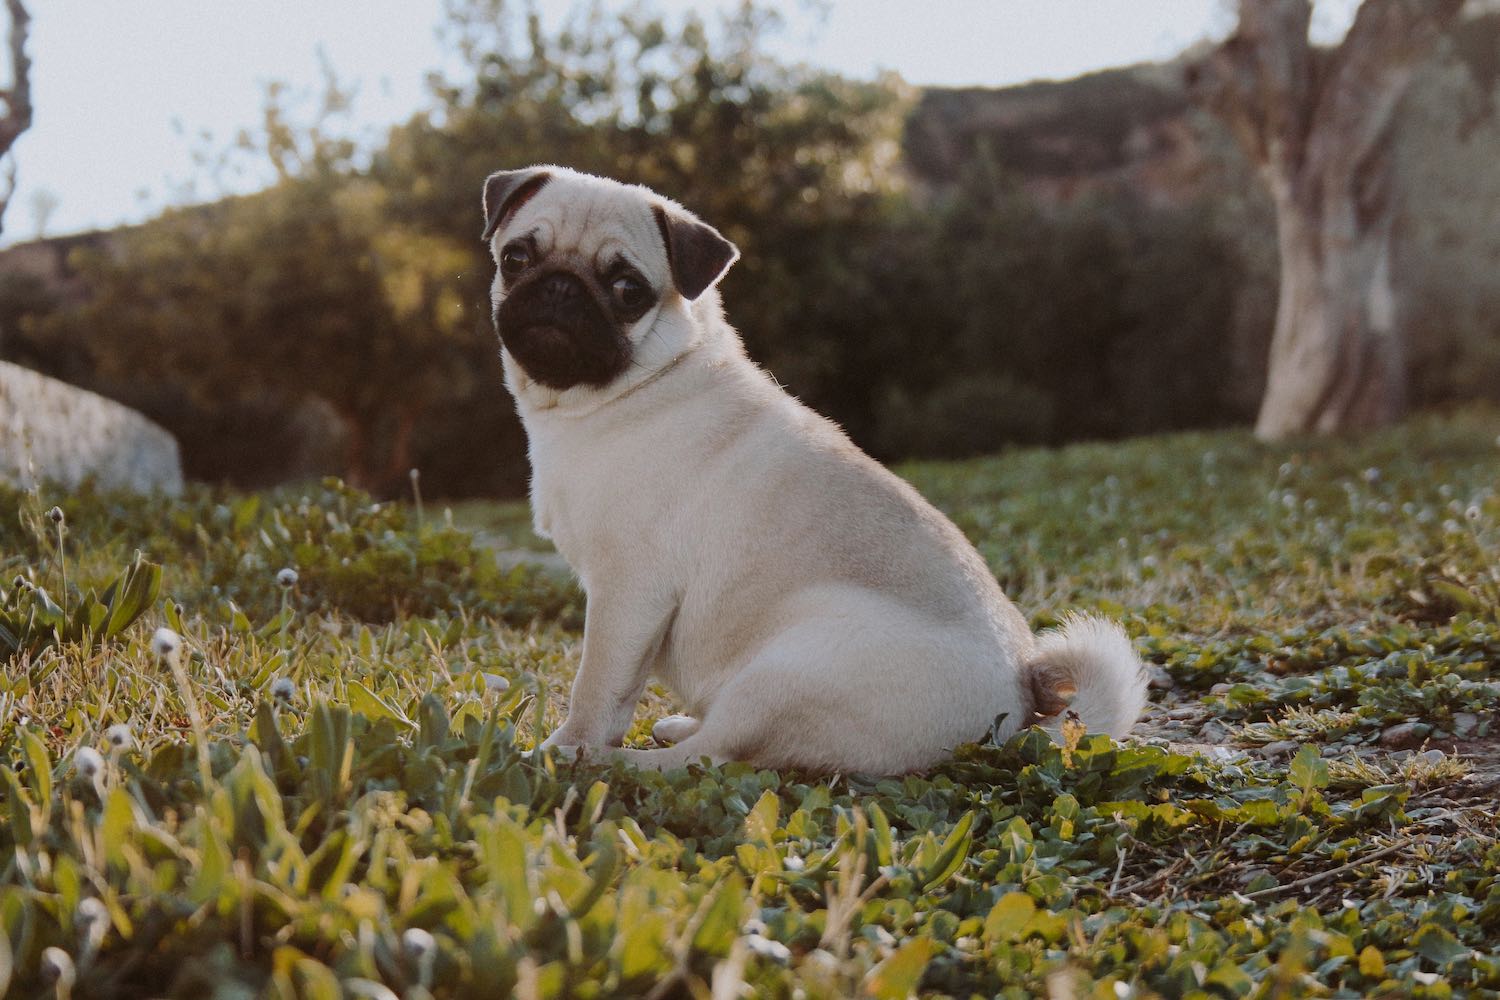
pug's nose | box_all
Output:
[539,271,584,304]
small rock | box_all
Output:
[1380,722,1431,750]
[1200,720,1232,743]
[1452,712,1479,736]
[1146,664,1174,690]
[1258,740,1300,759]
[1418,748,1446,765]
[481,673,510,692]
[1166,706,1200,721]
[1209,683,1233,696]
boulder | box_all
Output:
[0,361,183,495]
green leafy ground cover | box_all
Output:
[2,410,1499,998]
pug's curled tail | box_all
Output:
[1025,613,1148,740]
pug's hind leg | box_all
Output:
[651,714,700,745]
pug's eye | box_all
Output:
[610,273,651,313]
[500,243,532,278]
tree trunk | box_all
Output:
[1190,0,1464,442]
[1255,170,1404,437]
[342,413,373,491]
[376,403,419,496]
[0,0,33,236]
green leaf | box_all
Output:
[1288,745,1329,795]
[863,937,937,1000]
[232,495,260,532]
[920,811,974,891]
[251,701,290,779]
[478,814,533,930]
[983,892,1036,944]
[347,679,415,730]
[1414,924,1470,967]
[189,814,231,906]
[100,787,139,872]
[102,552,162,637]
[274,947,342,1000]
[0,906,11,1000]
[0,770,32,849]
[566,831,619,919]
[868,801,895,868]
[619,907,670,981]
[997,816,1033,862]
[418,693,450,748]
[746,789,779,847]
[1358,945,1386,978]
[690,874,745,957]
[19,728,50,807]
[1205,958,1253,994]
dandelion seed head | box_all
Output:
[276,567,299,589]
[74,747,104,778]
[41,947,74,984]
[151,627,181,659]
[745,933,792,963]
[402,927,436,959]
[77,897,108,926]
[271,677,296,701]
[47,505,64,524]
[104,724,134,752]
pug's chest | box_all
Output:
[529,468,670,575]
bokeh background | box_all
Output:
[1,0,1497,497]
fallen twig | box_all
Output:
[1243,838,1418,901]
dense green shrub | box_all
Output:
[1,477,582,628]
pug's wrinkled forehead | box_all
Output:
[482,165,738,302]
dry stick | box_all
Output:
[1109,833,1132,898]
[1243,838,1418,901]
[1116,855,1189,900]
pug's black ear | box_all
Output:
[482,168,551,241]
[652,205,738,301]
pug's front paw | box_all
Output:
[651,714,701,745]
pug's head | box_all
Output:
[482,166,738,399]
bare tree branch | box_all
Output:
[1306,0,1465,180]
[1187,0,1314,173]
[0,0,33,236]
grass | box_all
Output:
[2,408,1500,998]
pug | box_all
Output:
[483,165,1148,774]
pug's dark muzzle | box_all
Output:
[495,268,631,391]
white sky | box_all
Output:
[0,0,1361,246]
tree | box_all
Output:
[0,0,31,237]
[1190,0,1465,440]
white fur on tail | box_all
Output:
[1028,613,1149,739]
